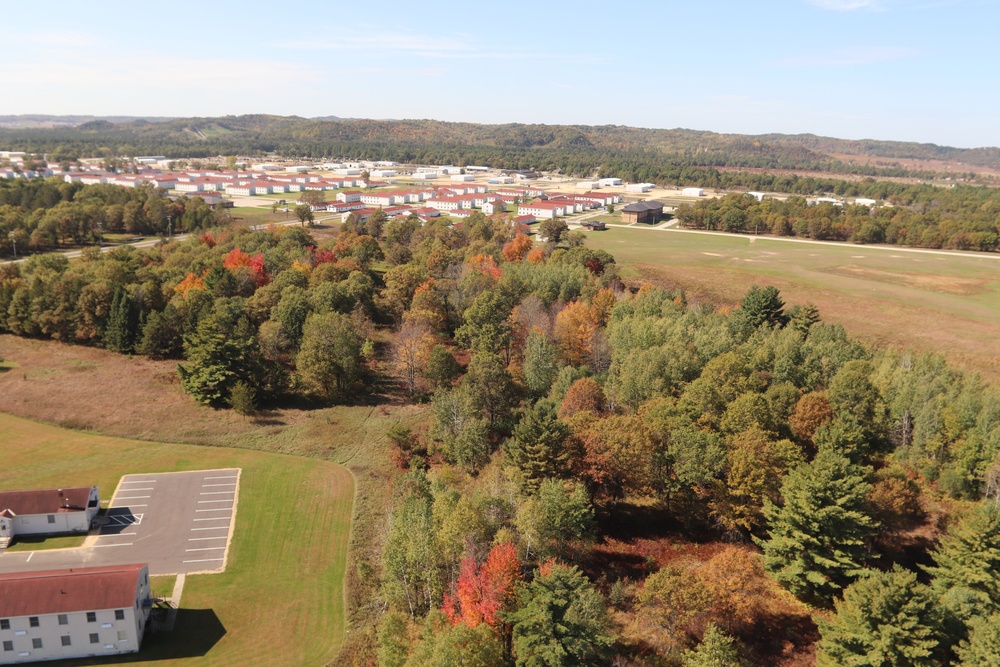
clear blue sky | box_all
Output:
[2,0,997,148]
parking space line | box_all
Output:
[189,536,228,541]
[199,492,234,495]
[202,483,236,487]
[193,517,230,521]
[110,503,147,507]
[183,558,223,564]
[123,480,157,483]
[91,543,133,548]
[204,475,237,480]
[198,500,233,504]
[114,495,151,500]
[196,509,232,513]
[118,487,154,491]
[98,532,137,537]
[186,547,226,552]
[192,526,230,530]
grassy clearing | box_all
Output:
[150,574,177,600]
[0,412,354,667]
[587,226,1000,384]
[0,334,427,664]
[5,534,86,552]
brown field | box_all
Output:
[586,227,1000,386]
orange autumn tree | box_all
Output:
[502,232,533,263]
[443,542,522,631]
[467,254,503,280]
[174,269,209,296]
[525,246,546,265]
[222,248,269,287]
[554,299,600,367]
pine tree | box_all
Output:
[955,613,1000,667]
[756,445,876,605]
[924,501,1000,625]
[228,380,256,420]
[816,567,941,667]
[103,288,139,353]
[504,400,570,488]
[682,623,748,667]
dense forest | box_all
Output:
[2,182,1000,666]
[2,115,996,182]
[675,189,1000,251]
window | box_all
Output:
[58,614,68,626]
[61,636,71,647]
[114,609,125,621]
[31,638,42,649]
[2,641,11,652]
[0,619,8,630]
[117,631,126,641]
[28,617,38,628]
[47,515,55,524]
[86,612,96,623]
[89,633,99,644]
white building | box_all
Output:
[371,170,397,178]
[682,187,705,197]
[481,200,506,215]
[598,178,622,187]
[0,564,152,663]
[251,164,279,172]
[412,172,439,180]
[747,191,766,201]
[284,165,312,173]
[466,166,490,172]
[0,487,99,546]
[438,166,463,175]
[576,181,600,189]
[450,174,474,182]
[855,198,878,206]
[626,183,655,193]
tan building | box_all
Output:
[0,564,152,664]
[620,201,665,224]
[0,487,99,548]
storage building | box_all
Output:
[681,187,704,197]
[620,201,665,224]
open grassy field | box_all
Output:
[587,226,1000,385]
[0,412,353,667]
[0,334,426,664]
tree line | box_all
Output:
[3,186,1000,665]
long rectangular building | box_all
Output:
[0,564,152,664]
[0,487,99,544]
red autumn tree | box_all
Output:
[525,246,546,265]
[558,377,606,419]
[443,543,522,632]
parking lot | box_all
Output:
[0,469,240,576]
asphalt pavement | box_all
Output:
[0,469,241,576]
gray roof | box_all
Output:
[621,201,664,212]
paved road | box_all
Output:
[0,469,241,576]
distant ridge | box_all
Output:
[1,114,998,173]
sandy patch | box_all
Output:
[823,265,987,296]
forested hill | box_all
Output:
[3,114,999,177]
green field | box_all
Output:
[587,226,1000,384]
[0,414,353,667]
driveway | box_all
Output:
[0,469,241,576]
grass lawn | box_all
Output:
[150,574,178,600]
[0,413,354,667]
[587,226,1000,384]
[5,533,87,552]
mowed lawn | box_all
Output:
[587,226,1000,384]
[0,413,353,667]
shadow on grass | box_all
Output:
[57,608,226,665]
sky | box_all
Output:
[1,0,998,148]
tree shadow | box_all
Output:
[55,608,226,665]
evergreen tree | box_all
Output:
[424,344,461,388]
[508,563,614,667]
[228,380,256,420]
[955,613,1000,667]
[177,315,260,406]
[103,288,139,353]
[731,284,787,340]
[136,305,184,358]
[682,623,748,667]
[523,330,559,398]
[505,400,570,488]
[924,502,1000,625]
[816,567,941,667]
[757,446,876,605]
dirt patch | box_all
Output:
[822,265,988,296]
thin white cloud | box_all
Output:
[777,45,919,67]
[0,29,102,47]
[807,0,882,9]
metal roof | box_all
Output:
[0,565,145,617]
[0,487,94,515]
[621,201,665,212]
